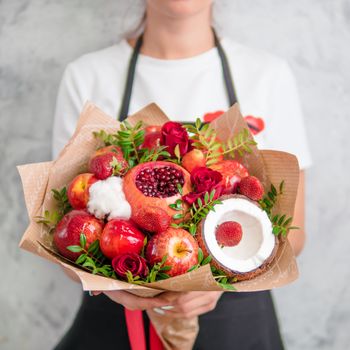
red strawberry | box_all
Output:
[238,176,264,201]
[210,160,249,194]
[132,206,171,233]
[215,221,243,247]
[89,147,128,180]
[244,116,265,135]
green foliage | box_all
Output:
[68,234,171,284]
[110,157,128,176]
[138,145,170,163]
[183,119,223,166]
[211,266,237,291]
[259,181,298,237]
[222,128,257,159]
[67,234,116,278]
[94,122,172,167]
[93,130,119,146]
[271,214,299,237]
[35,187,72,233]
[145,255,171,283]
[170,189,222,234]
[259,181,284,216]
[116,120,145,167]
[187,248,213,272]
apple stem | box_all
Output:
[177,248,192,254]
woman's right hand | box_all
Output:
[98,290,171,311]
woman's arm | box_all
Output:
[288,170,306,256]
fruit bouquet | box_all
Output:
[18,102,300,350]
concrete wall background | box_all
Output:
[1,0,350,349]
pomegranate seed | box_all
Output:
[135,166,184,198]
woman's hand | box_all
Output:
[97,290,223,318]
[153,291,224,319]
[101,290,171,311]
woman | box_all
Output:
[53,1,311,349]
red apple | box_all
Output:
[210,160,249,194]
[100,219,146,260]
[181,149,206,173]
[53,210,104,261]
[141,125,161,150]
[88,146,128,180]
[67,173,98,209]
[146,228,199,277]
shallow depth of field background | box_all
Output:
[1,0,350,349]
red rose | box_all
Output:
[183,167,223,205]
[160,121,192,157]
[112,253,148,279]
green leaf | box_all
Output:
[75,254,87,265]
[279,180,285,193]
[197,248,204,264]
[174,144,181,160]
[87,240,99,253]
[189,224,197,236]
[187,265,198,272]
[66,245,82,253]
[172,213,184,220]
[219,283,236,291]
[160,265,172,272]
[272,226,281,235]
[201,255,212,265]
[80,233,87,248]
[278,214,286,226]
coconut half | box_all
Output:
[197,195,278,281]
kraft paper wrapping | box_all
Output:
[18,102,300,350]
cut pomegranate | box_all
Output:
[123,161,191,233]
[135,166,185,198]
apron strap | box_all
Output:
[118,35,143,122]
[118,29,238,121]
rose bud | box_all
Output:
[112,253,149,279]
[160,121,192,157]
[183,167,223,205]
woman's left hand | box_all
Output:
[152,291,224,319]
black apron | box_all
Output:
[54,32,284,350]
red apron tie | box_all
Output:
[124,308,163,350]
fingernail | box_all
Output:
[161,305,174,310]
[153,307,165,315]
[88,291,94,297]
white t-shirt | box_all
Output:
[53,38,312,169]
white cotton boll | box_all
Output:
[87,177,131,220]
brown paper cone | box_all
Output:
[18,101,300,349]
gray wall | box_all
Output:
[1,0,349,349]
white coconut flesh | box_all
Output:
[203,197,275,273]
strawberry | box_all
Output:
[238,176,264,201]
[89,147,128,180]
[132,206,171,233]
[210,160,249,194]
[215,221,243,247]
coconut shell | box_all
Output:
[196,194,279,281]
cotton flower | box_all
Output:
[87,177,131,220]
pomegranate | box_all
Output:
[123,161,191,233]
